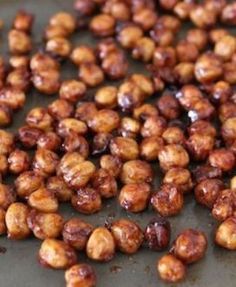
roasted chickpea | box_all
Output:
[174,2,194,20]
[102,0,130,21]
[8,29,32,54]
[32,68,60,95]
[208,148,235,172]
[57,118,87,138]
[221,3,236,25]
[6,68,30,91]
[133,8,157,31]
[0,103,12,127]
[28,187,58,213]
[141,116,167,138]
[193,164,222,183]
[65,263,96,287]
[26,107,53,132]
[47,176,73,202]
[132,37,155,62]
[215,217,236,250]
[0,208,6,235]
[164,168,193,194]
[44,24,69,40]
[74,0,96,16]
[63,133,89,158]
[230,176,236,190]
[157,94,180,121]
[90,13,115,37]
[117,24,143,49]
[171,229,207,264]
[100,154,122,178]
[176,85,203,110]
[92,132,112,155]
[157,254,186,283]
[176,40,199,63]
[86,227,115,262]
[71,187,102,214]
[39,239,77,269]
[110,218,143,254]
[150,25,174,47]
[57,152,84,177]
[79,63,104,87]
[70,45,96,66]
[188,120,216,138]
[151,184,184,217]
[209,28,229,44]
[162,127,185,145]
[159,0,178,10]
[37,132,61,151]
[109,137,139,161]
[49,12,76,35]
[157,15,181,33]
[221,117,236,144]
[94,86,117,109]
[186,29,208,51]
[5,202,30,239]
[214,35,236,61]
[223,61,236,84]
[210,81,232,104]
[48,99,74,121]
[190,5,217,28]
[0,154,8,175]
[133,103,158,121]
[0,130,14,155]
[46,37,72,58]
[75,102,97,123]
[0,86,26,110]
[145,217,170,251]
[96,38,118,59]
[119,117,140,138]
[59,80,86,103]
[174,62,194,84]
[18,126,43,149]
[27,209,63,240]
[0,184,15,210]
[30,52,59,72]
[8,149,30,174]
[140,136,164,161]
[119,183,151,213]
[130,74,154,98]
[153,46,176,69]
[13,10,33,32]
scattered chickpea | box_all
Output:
[162,127,185,145]
[221,3,236,25]
[133,103,159,121]
[37,132,61,151]
[214,35,236,61]
[92,132,112,155]
[49,12,76,35]
[13,10,34,33]
[65,264,96,287]
[59,80,86,103]
[102,0,130,21]
[230,176,236,190]
[174,2,194,20]
[109,137,139,161]
[190,5,217,29]
[75,102,97,123]
[46,37,72,58]
[117,24,143,49]
[94,86,117,109]
[8,149,30,174]
[30,52,59,72]
[176,40,199,63]
[0,103,12,127]
[6,68,31,91]
[150,25,174,47]
[32,69,60,95]
[132,37,155,62]
[174,62,194,84]
[70,45,96,66]
[74,0,96,16]
[8,29,32,55]
[47,176,73,202]
[133,8,157,31]
[79,63,104,87]
[0,86,26,110]
[215,217,236,250]
[48,99,74,121]
[186,29,208,51]
[140,136,164,161]
[63,133,89,158]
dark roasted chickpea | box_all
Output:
[150,25,174,47]
[212,189,236,221]
[133,103,158,121]
[102,0,130,21]
[92,132,112,155]
[208,148,235,172]
[174,62,194,84]
[95,86,117,109]
[194,179,224,209]
[48,99,74,121]
[157,254,186,283]
[74,0,96,16]
[214,35,236,61]
[63,133,89,158]
[27,209,63,240]
[59,80,86,104]
[90,14,115,37]
[39,239,77,269]
[100,154,122,178]
[119,183,151,213]
[153,46,176,68]
[18,126,43,148]
[0,86,26,110]
[171,229,207,264]
[164,168,193,194]
[141,116,167,138]
[222,117,236,144]
[186,29,208,51]
[0,208,6,235]
[133,8,157,31]
[157,94,180,120]
[63,218,93,251]
[49,12,76,35]
[32,69,60,95]
[110,137,139,161]
[65,263,96,287]
[6,68,30,91]
[70,45,96,66]
[28,187,58,213]
[57,118,87,138]
[0,184,15,210]
[0,154,8,175]
[151,184,184,217]
[79,63,104,87]
[0,130,14,155]
[117,24,143,49]
[190,5,217,28]
[75,102,97,123]
[13,10,34,33]
[8,29,32,54]
[86,227,115,262]
[30,52,59,71]
[110,218,143,254]
[37,132,61,151]
[221,2,236,25]
[162,127,185,145]
[158,144,189,172]
[193,164,222,183]
[47,176,73,202]
[71,187,102,214]
[140,136,164,161]
[194,52,223,84]
[188,120,216,138]
[44,24,69,40]
[0,103,12,127]
[46,37,72,58]
[120,160,153,185]
[145,217,170,251]
[8,149,30,174]
[190,98,215,122]
[176,40,199,63]
[215,217,236,250]
[176,85,203,110]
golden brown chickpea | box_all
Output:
[5,202,30,239]
[174,62,195,84]
[153,46,176,68]
[176,85,203,110]
[141,116,167,138]
[176,40,199,62]
[0,86,26,110]
[215,217,236,250]
[0,103,12,127]
[222,117,236,144]
[193,164,222,184]
[102,0,130,21]
[133,8,157,31]
[48,99,74,121]
[57,152,84,176]
[194,52,223,84]
[223,61,236,84]
[208,148,235,172]
[0,130,14,155]
[86,227,115,262]
[191,98,215,122]
[157,254,186,283]
[47,176,73,202]
[209,28,229,44]
[151,184,184,217]
[30,52,59,72]
[18,126,43,149]
[204,0,226,14]
[174,2,194,20]
[92,132,112,155]
[0,154,8,175]
[65,263,96,287]
[131,0,156,13]
[8,149,30,174]
[188,120,216,137]
[0,208,6,235]
[190,5,217,28]
[210,81,232,104]
[90,14,115,37]
[79,63,104,87]
[117,24,143,49]
[110,218,143,254]
[194,179,224,209]
[57,118,87,138]
[26,107,54,132]
[186,29,208,51]
[63,218,94,251]
[49,12,76,35]
[157,15,181,33]
[96,38,118,60]
[109,137,139,161]
[119,117,140,138]
[162,127,185,145]
[119,183,151,213]
[27,209,63,240]
[163,168,193,194]
[140,136,164,161]
[132,37,155,62]
[59,80,86,104]
[71,187,102,214]
[44,24,69,40]
[171,229,208,264]
[46,37,72,58]
[0,184,15,210]
[133,103,159,121]
[8,29,32,55]
[13,10,34,33]
[159,0,178,10]
[37,132,61,151]
[95,86,117,109]
[157,94,180,120]
[100,154,122,178]
[75,102,97,123]
[70,45,96,66]
[6,68,30,91]
[158,144,189,172]
[39,239,77,269]
[221,3,236,25]
[150,25,174,47]
[63,133,89,158]
[74,0,96,16]
[130,74,154,98]
[32,68,60,95]
[230,176,236,190]
[214,35,236,61]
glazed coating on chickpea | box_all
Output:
[140,136,164,161]
[79,63,104,87]
[92,132,112,155]
[0,130,14,155]
[37,132,61,151]
[109,137,139,161]
[32,69,61,95]
[47,176,73,202]
[132,37,155,62]
[8,29,32,55]
[193,164,222,184]
[57,118,88,138]
[215,217,236,250]
[208,148,235,172]
[49,12,76,35]
[46,37,72,58]
[162,127,185,145]
[0,87,26,110]
[63,133,89,158]
[117,24,143,49]
[86,227,115,262]
[65,264,96,287]
[26,107,53,132]
[13,10,34,32]
[0,184,16,210]
[90,14,115,37]
[59,80,86,103]
[8,149,30,174]
[48,99,74,121]
[0,208,6,235]
[99,154,122,178]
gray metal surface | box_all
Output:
[0,1,235,286]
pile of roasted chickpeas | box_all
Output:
[0,0,236,285]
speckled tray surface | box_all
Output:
[0,1,235,286]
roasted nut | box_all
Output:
[0,208,6,235]
[39,239,77,269]
[133,8,157,31]
[153,46,176,68]
[79,63,104,87]
[145,217,170,251]
[133,103,159,121]
[171,229,208,264]
[37,132,61,151]
[176,40,199,62]
[0,86,26,110]
[95,86,117,109]
[221,3,236,25]
[92,132,112,155]
[110,218,144,254]
[26,107,53,131]
[162,127,185,145]
[86,227,115,262]
[13,10,34,32]
[47,176,73,202]
[0,103,12,127]
[157,93,180,120]
[32,69,60,95]
[174,62,195,84]
[0,154,8,175]
[48,99,74,121]
[215,217,236,250]
[59,80,86,103]
[186,29,208,51]
[75,102,97,123]
[214,35,236,61]
[158,144,189,171]
[71,187,102,214]
[132,37,155,62]
[110,137,139,161]
[46,37,72,58]
[102,0,130,21]
[193,164,222,183]
[15,171,43,199]
[8,29,32,54]
[157,254,186,283]
[28,187,59,213]
[222,117,236,144]
[151,184,184,217]
[30,52,59,72]
[118,24,143,49]
[5,202,30,239]
[49,12,76,35]
[150,25,174,47]
[70,45,96,66]
[190,5,216,28]
[188,120,216,137]
[0,184,15,210]
[141,116,167,138]
[18,126,43,148]
[8,149,30,174]
[208,148,235,172]
[189,100,215,122]
[194,179,224,209]
[0,130,14,155]
[27,209,64,240]
[65,264,96,287]
[140,136,164,161]
[119,183,151,213]
[63,133,89,158]
[204,0,226,15]
[100,154,122,178]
